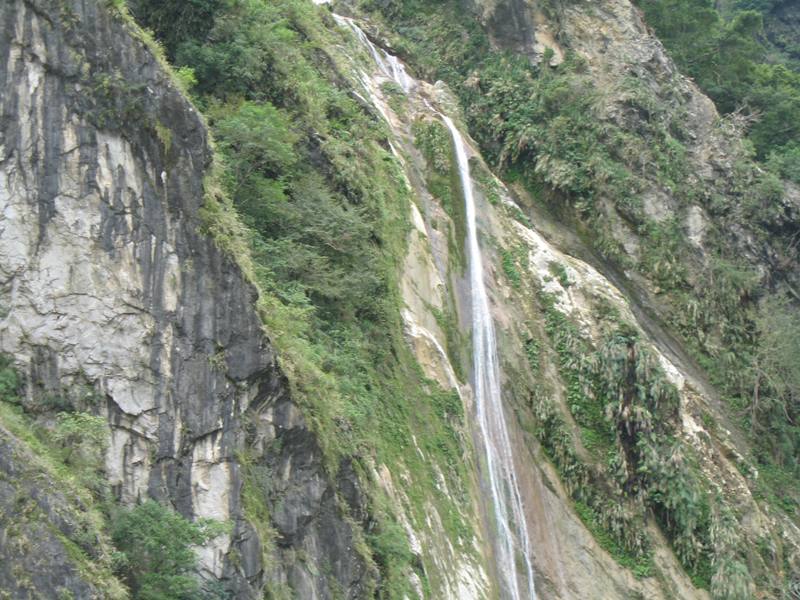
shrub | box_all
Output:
[112,501,224,600]
[0,355,19,403]
[52,412,108,468]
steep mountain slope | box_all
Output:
[346,0,800,595]
[0,0,798,598]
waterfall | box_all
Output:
[441,116,537,600]
[333,15,414,93]
[333,13,536,599]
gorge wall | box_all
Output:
[0,0,798,598]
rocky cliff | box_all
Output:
[0,1,372,598]
[332,0,800,595]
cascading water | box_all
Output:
[331,12,536,599]
[442,116,537,600]
[333,14,414,93]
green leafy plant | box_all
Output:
[501,249,522,288]
[547,261,571,288]
[112,501,225,600]
[0,355,19,403]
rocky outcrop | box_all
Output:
[0,0,370,597]
[479,0,800,289]
[0,426,124,599]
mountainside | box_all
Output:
[0,0,798,599]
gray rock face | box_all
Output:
[0,0,369,597]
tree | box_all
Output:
[128,0,223,59]
[636,0,800,166]
[112,501,224,600]
[212,100,298,185]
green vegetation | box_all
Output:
[236,447,278,577]
[572,500,653,577]
[472,160,503,205]
[533,293,751,588]
[52,412,107,466]
[708,502,753,599]
[50,0,800,595]
[382,81,408,116]
[413,117,467,269]
[541,297,614,454]
[498,243,529,290]
[0,361,110,499]
[112,501,226,600]
[431,305,468,383]
[0,355,18,400]
[359,5,799,593]
[501,249,522,288]
[547,261,571,289]
[367,519,415,595]
[0,356,229,599]
[0,358,127,598]
[50,411,110,495]
[127,0,220,59]
[664,251,800,479]
[636,0,800,181]
[524,337,540,373]
[534,294,649,569]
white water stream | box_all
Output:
[442,116,537,600]
[332,12,536,599]
[333,14,414,93]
